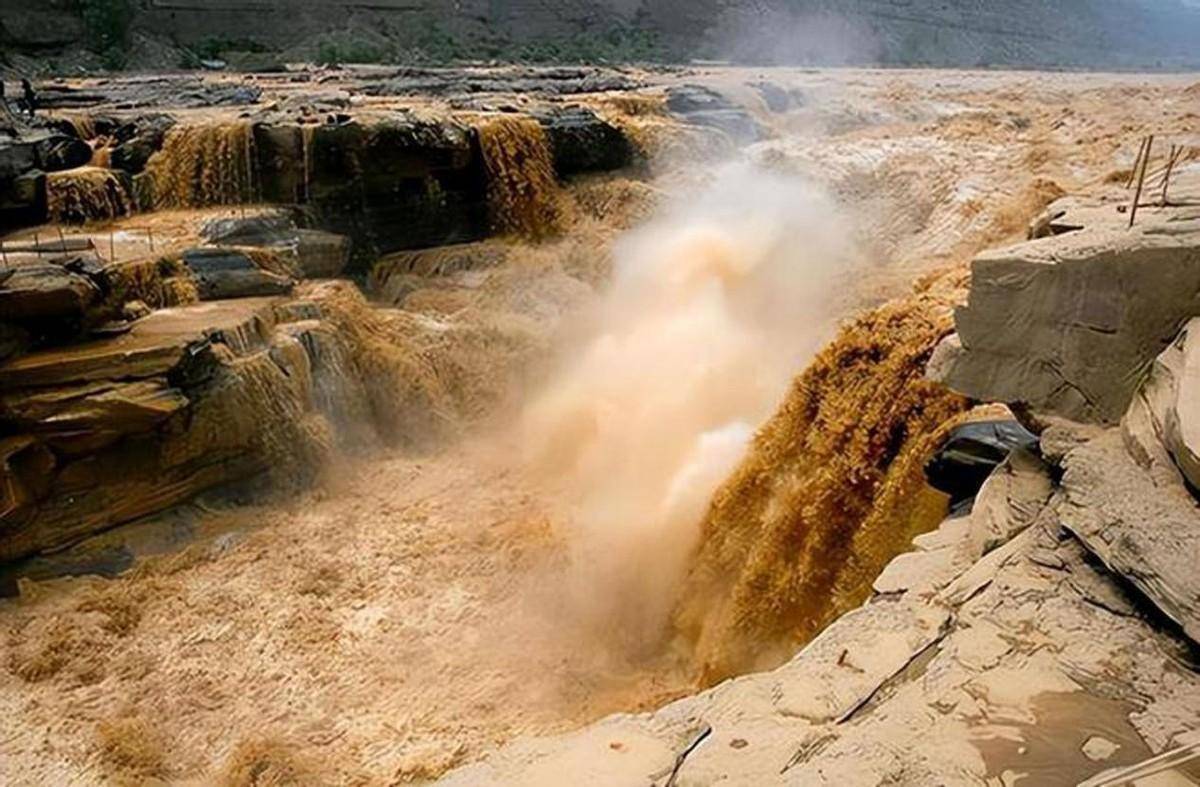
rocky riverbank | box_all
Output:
[439,165,1200,787]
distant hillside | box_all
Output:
[4,0,1199,72]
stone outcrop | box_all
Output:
[198,212,351,279]
[306,118,487,262]
[436,312,1200,782]
[532,106,633,176]
[665,85,764,144]
[0,294,370,563]
[0,213,361,564]
[924,419,1038,511]
[1127,317,1200,491]
[1,138,47,228]
[181,248,295,301]
[32,134,92,173]
[0,166,46,229]
[434,172,1200,784]
[0,260,101,329]
[251,118,489,263]
[439,427,1200,785]
[108,114,178,175]
[1059,430,1200,646]
[932,221,1200,424]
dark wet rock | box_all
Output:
[361,65,644,99]
[0,323,31,364]
[254,118,490,266]
[752,80,800,112]
[0,139,39,180]
[291,230,350,279]
[198,211,350,279]
[256,116,488,257]
[0,261,101,329]
[533,105,633,176]
[446,98,525,114]
[665,84,764,143]
[34,78,262,111]
[109,114,177,174]
[925,420,1039,511]
[0,139,47,227]
[0,170,47,228]
[181,247,295,300]
[304,118,488,265]
[30,85,110,109]
[0,541,134,596]
[252,123,311,204]
[33,134,93,172]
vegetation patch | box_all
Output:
[74,0,135,69]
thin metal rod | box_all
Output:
[1126,136,1150,189]
[1130,135,1153,229]
[1161,144,1182,207]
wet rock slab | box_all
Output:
[0,293,369,563]
[181,247,295,300]
[666,84,765,144]
[532,105,633,175]
[357,65,645,99]
[0,297,281,390]
[253,117,488,263]
[0,260,101,324]
[198,212,350,279]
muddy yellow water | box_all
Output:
[3,69,1199,785]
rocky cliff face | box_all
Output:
[5,0,1200,69]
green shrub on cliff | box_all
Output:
[75,0,135,69]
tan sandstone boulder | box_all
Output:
[932,221,1200,424]
[1127,317,1200,491]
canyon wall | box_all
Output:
[4,0,1200,69]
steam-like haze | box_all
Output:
[522,163,861,655]
[713,8,881,65]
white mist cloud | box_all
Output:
[520,161,862,655]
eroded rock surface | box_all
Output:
[181,248,295,301]
[440,429,1200,786]
[1128,317,1200,491]
[665,85,764,144]
[1061,431,1200,645]
[934,221,1200,424]
[0,295,365,562]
